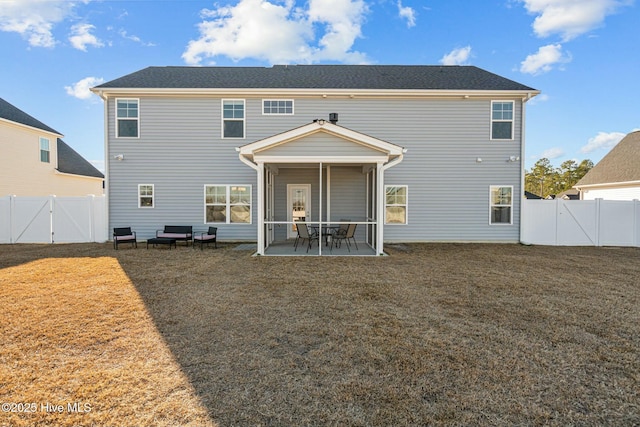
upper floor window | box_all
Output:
[116,98,139,138]
[385,185,408,224]
[491,101,514,140]
[138,184,154,208]
[263,99,294,115]
[490,186,513,225]
[222,100,245,138]
[39,137,50,163]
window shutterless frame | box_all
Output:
[262,99,294,115]
[384,185,408,225]
[221,99,245,139]
[490,100,514,140]
[489,185,513,225]
[204,185,252,224]
[39,137,50,163]
[138,184,154,208]
[116,98,139,138]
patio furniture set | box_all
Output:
[113,226,217,250]
[294,221,359,253]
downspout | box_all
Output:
[520,94,530,244]
[237,149,263,255]
[377,151,405,255]
[94,89,110,243]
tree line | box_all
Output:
[524,158,593,198]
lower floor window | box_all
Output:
[385,185,407,224]
[490,186,513,224]
[205,185,251,224]
[138,184,154,208]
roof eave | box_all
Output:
[91,87,540,99]
[0,117,64,138]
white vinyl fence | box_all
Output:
[522,198,640,247]
[0,195,107,244]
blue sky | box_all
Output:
[1,0,638,172]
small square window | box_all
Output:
[138,184,154,208]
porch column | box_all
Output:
[376,161,384,255]
[257,161,265,255]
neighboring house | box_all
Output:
[555,189,580,200]
[524,191,542,199]
[575,131,640,200]
[0,97,104,197]
[91,65,538,255]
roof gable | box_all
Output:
[576,131,640,187]
[0,97,61,135]
[238,121,404,162]
[95,65,537,92]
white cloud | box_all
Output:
[541,147,565,159]
[397,1,416,28]
[527,93,550,105]
[118,29,155,47]
[65,76,105,100]
[580,131,626,153]
[520,43,570,74]
[182,0,369,65]
[439,46,472,65]
[0,0,80,48]
[69,23,103,51]
[520,0,628,41]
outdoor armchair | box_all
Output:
[193,227,217,250]
[331,223,358,252]
[113,227,137,250]
[294,222,319,253]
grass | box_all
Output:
[0,242,639,426]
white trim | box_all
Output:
[490,100,515,141]
[239,121,405,157]
[221,99,246,139]
[262,99,294,115]
[92,87,540,100]
[253,155,390,164]
[138,184,154,208]
[0,117,63,138]
[575,180,640,190]
[489,185,514,225]
[204,184,253,224]
[115,98,140,139]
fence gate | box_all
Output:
[0,195,106,244]
[522,198,640,247]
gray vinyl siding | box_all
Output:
[107,96,523,242]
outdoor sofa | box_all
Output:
[156,225,193,246]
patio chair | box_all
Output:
[113,227,137,250]
[331,223,358,252]
[193,226,217,250]
[294,222,319,253]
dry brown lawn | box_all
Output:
[0,242,638,426]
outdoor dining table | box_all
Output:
[312,225,340,246]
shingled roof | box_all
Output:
[576,131,640,186]
[0,97,61,135]
[95,65,537,92]
[56,139,104,179]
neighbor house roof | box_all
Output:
[0,97,61,135]
[575,131,640,187]
[94,65,537,92]
[56,139,104,179]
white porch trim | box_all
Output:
[237,121,405,255]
